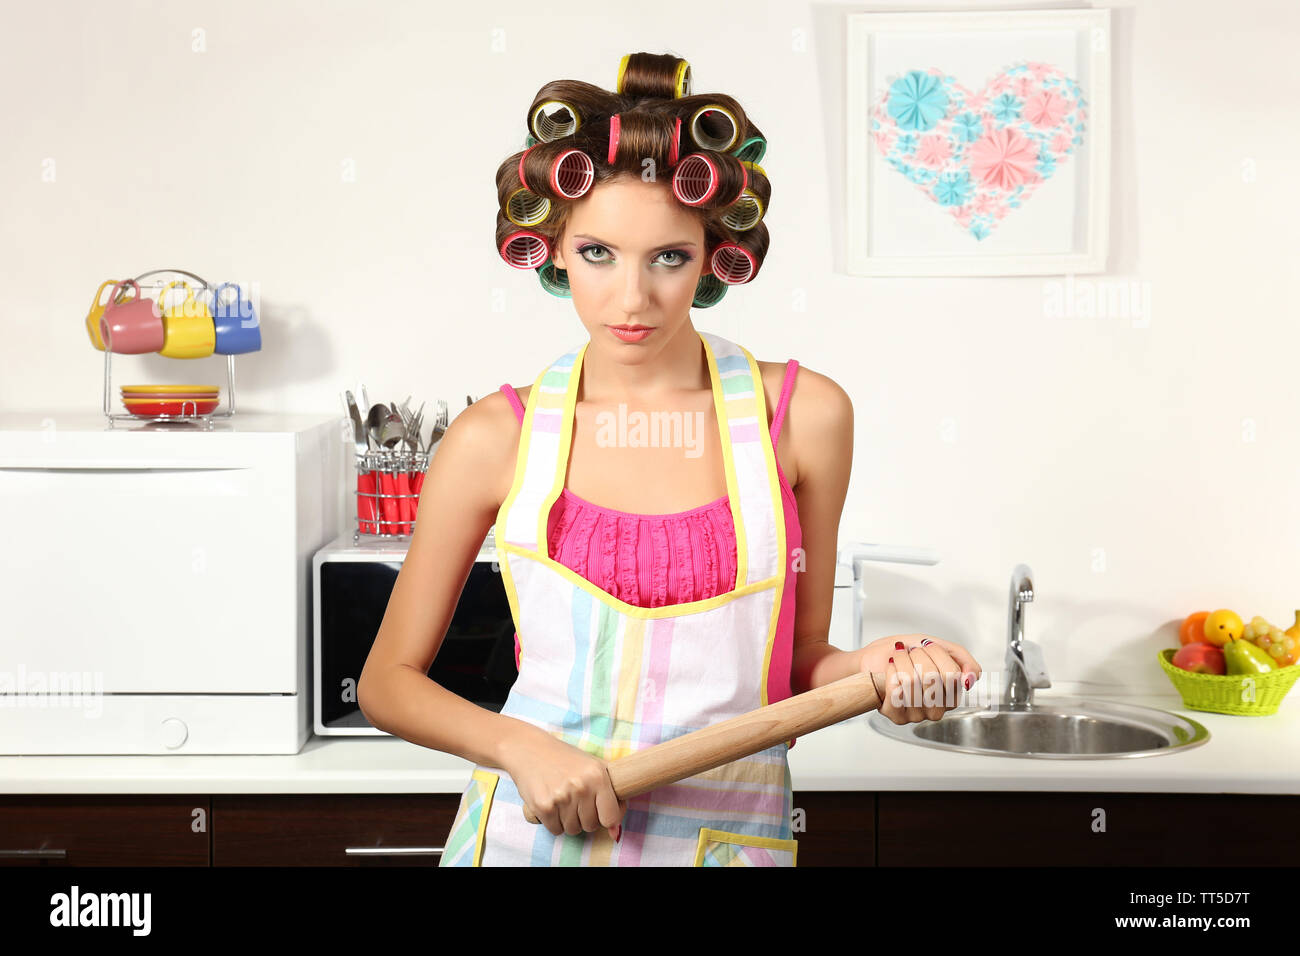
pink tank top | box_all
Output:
[499,360,803,741]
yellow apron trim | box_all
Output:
[738,341,788,706]
[701,332,748,591]
[499,542,781,618]
[693,827,799,867]
[444,768,499,867]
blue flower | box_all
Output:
[886,70,950,131]
[991,93,1022,122]
[907,165,934,184]
[895,132,918,155]
[971,221,991,240]
[953,112,983,142]
[1036,151,1056,177]
[933,170,973,206]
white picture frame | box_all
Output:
[846,8,1111,276]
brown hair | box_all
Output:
[494,52,771,306]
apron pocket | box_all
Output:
[693,827,799,867]
[439,768,500,867]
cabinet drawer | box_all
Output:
[878,792,1296,866]
[213,794,461,866]
[0,796,209,866]
[792,791,875,866]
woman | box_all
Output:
[358,51,982,866]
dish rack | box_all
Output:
[100,268,241,430]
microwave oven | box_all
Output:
[312,529,517,736]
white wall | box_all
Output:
[3,0,1297,699]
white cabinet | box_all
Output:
[0,411,345,754]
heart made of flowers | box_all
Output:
[870,62,1087,240]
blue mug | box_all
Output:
[210,282,262,355]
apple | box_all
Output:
[1172,642,1226,675]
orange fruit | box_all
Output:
[1202,609,1243,647]
[1179,611,1210,646]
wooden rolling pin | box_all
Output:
[522,668,888,825]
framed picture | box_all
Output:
[846,8,1111,276]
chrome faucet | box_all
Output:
[1004,563,1050,709]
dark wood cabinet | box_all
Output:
[876,792,1291,867]
[212,794,457,866]
[1,792,1292,866]
[0,796,210,866]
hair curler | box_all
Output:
[530,100,580,142]
[671,153,718,206]
[732,135,767,164]
[692,273,728,308]
[550,148,594,199]
[669,116,681,167]
[710,242,757,284]
[689,105,739,153]
[499,229,551,269]
[607,113,621,164]
[537,259,571,298]
[720,189,764,232]
[506,188,551,227]
[615,54,692,98]
[517,145,536,190]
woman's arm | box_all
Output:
[780,366,858,696]
[357,392,550,769]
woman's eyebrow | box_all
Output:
[572,234,698,252]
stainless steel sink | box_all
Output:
[868,694,1210,759]
[867,562,1210,758]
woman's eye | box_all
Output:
[576,245,690,267]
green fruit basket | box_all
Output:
[1158,648,1300,716]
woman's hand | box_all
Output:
[499,725,628,840]
[858,634,982,724]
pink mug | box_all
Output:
[100,280,163,354]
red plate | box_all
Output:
[122,398,219,416]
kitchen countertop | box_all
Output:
[1,688,1296,795]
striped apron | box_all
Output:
[438,329,796,866]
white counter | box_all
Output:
[1,688,1296,794]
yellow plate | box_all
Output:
[120,384,220,393]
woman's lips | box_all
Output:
[608,326,655,342]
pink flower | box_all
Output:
[1027,62,1054,82]
[1051,132,1072,153]
[969,126,1039,191]
[1023,89,1068,128]
[972,193,995,215]
[992,205,1007,220]
[914,133,952,167]
[873,128,896,154]
[1013,76,1035,99]
[964,90,988,112]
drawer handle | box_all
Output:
[0,848,68,859]
[344,846,444,857]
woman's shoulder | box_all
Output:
[755,360,853,489]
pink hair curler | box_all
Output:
[550,148,594,198]
[499,229,551,269]
[517,145,536,190]
[710,242,757,284]
[669,116,681,167]
[672,153,719,206]
[607,113,621,164]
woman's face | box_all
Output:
[551,176,706,353]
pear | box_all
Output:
[1224,635,1276,675]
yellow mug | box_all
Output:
[85,279,134,351]
[158,281,216,359]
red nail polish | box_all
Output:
[895,641,904,650]
[964,674,974,690]
[888,656,894,664]
[614,824,622,842]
